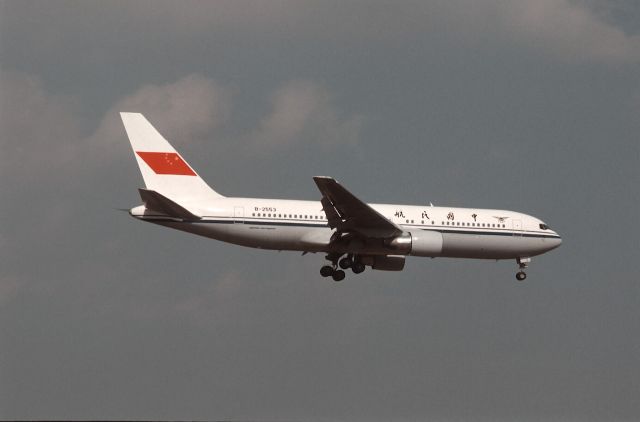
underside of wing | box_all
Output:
[313,176,402,238]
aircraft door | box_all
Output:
[234,206,244,224]
[512,219,522,236]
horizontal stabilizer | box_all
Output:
[138,189,201,220]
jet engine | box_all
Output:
[384,230,443,257]
[407,229,443,257]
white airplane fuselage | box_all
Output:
[130,197,561,260]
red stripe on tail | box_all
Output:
[136,152,196,176]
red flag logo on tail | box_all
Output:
[136,151,196,176]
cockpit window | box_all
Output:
[539,223,549,230]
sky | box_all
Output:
[1,1,639,420]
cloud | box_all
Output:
[248,80,363,150]
[89,74,231,157]
[0,72,231,186]
[496,0,640,62]
[0,72,362,298]
[0,72,233,304]
[0,72,361,191]
[4,1,637,80]
[0,70,84,183]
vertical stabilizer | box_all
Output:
[121,112,223,200]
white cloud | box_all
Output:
[0,72,231,183]
[249,80,363,150]
[0,72,234,298]
[497,0,640,62]
[0,72,360,187]
[89,74,231,158]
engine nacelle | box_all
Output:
[407,229,443,257]
[385,232,412,254]
[361,255,406,271]
[384,231,443,257]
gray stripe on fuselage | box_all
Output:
[139,216,560,240]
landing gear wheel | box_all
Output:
[332,270,346,282]
[339,257,352,269]
[320,265,334,278]
[352,262,366,274]
[516,271,527,281]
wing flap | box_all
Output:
[313,176,402,238]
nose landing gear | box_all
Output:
[515,257,531,281]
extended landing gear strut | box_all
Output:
[516,257,531,281]
[320,253,365,281]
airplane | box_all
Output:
[121,112,562,282]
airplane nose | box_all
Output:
[548,234,562,250]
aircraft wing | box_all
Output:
[313,176,402,238]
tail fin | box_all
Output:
[120,112,223,200]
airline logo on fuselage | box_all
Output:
[136,151,196,176]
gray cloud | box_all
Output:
[0,70,84,181]
[248,80,363,150]
[492,0,640,61]
[3,1,638,64]
[88,74,232,161]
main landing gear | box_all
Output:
[320,265,345,281]
[320,253,365,281]
[515,257,531,281]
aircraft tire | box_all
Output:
[339,257,352,269]
[320,265,334,278]
[516,271,527,281]
[332,270,346,282]
[352,262,366,274]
